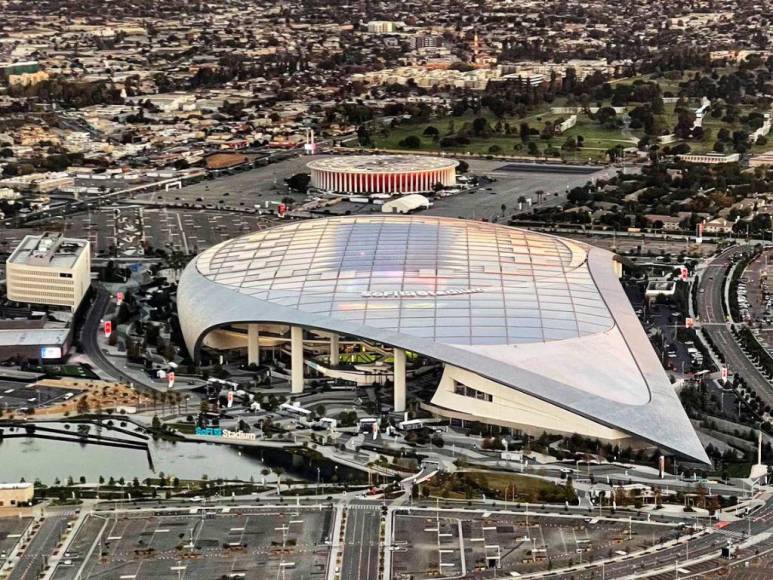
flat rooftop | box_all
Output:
[7,233,88,269]
[0,327,69,347]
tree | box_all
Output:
[398,135,421,149]
[472,117,489,136]
[356,125,372,147]
[286,173,310,192]
[76,396,90,414]
[519,122,530,143]
[596,106,617,125]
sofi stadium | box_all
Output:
[177,216,708,463]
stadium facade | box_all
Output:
[307,155,457,194]
[177,216,709,464]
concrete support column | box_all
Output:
[394,347,406,412]
[247,323,259,366]
[291,326,304,394]
[330,334,339,366]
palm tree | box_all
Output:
[273,467,284,495]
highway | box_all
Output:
[696,245,773,408]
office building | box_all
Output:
[6,233,91,311]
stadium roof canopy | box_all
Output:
[307,154,457,173]
[178,216,709,463]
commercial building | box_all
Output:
[6,233,91,312]
[177,216,708,463]
[367,21,398,33]
[0,323,72,363]
[678,152,741,164]
[308,155,457,194]
[0,482,34,507]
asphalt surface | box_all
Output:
[697,245,773,408]
[341,502,381,580]
[572,495,773,579]
[80,288,155,390]
[423,159,618,221]
[8,515,70,580]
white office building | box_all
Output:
[6,233,91,311]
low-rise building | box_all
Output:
[678,152,740,164]
[0,482,34,507]
[703,217,734,234]
[749,151,773,168]
[644,214,682,232]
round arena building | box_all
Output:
[308,155,458,194]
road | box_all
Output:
[697,245,773,407]
[80,288,156,390]
[8,516,69,580]
[340,502,381,580]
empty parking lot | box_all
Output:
[51,506,333,580]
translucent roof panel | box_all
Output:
[195,216,614,346]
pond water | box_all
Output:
[0,434,273,484]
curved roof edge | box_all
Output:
[177,249,709,465]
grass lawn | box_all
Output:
[422,470,574,503]
[656,102,769,155]
[368,109,633,162]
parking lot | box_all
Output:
[423,159,617,222]
[0,517,33,561]
[132,155,315,210]
[52,507,333,580]
[0,381,76,412]
[49,207,277,257]
[0,155,621,264]
[391,510,678,578]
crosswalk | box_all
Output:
[714,527,744,539]
[347,503,382,510]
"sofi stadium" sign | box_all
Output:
[195,426,257,441]
[361,287,485,299]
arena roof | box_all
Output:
[178,216,709,463]
[307,155,458,173]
